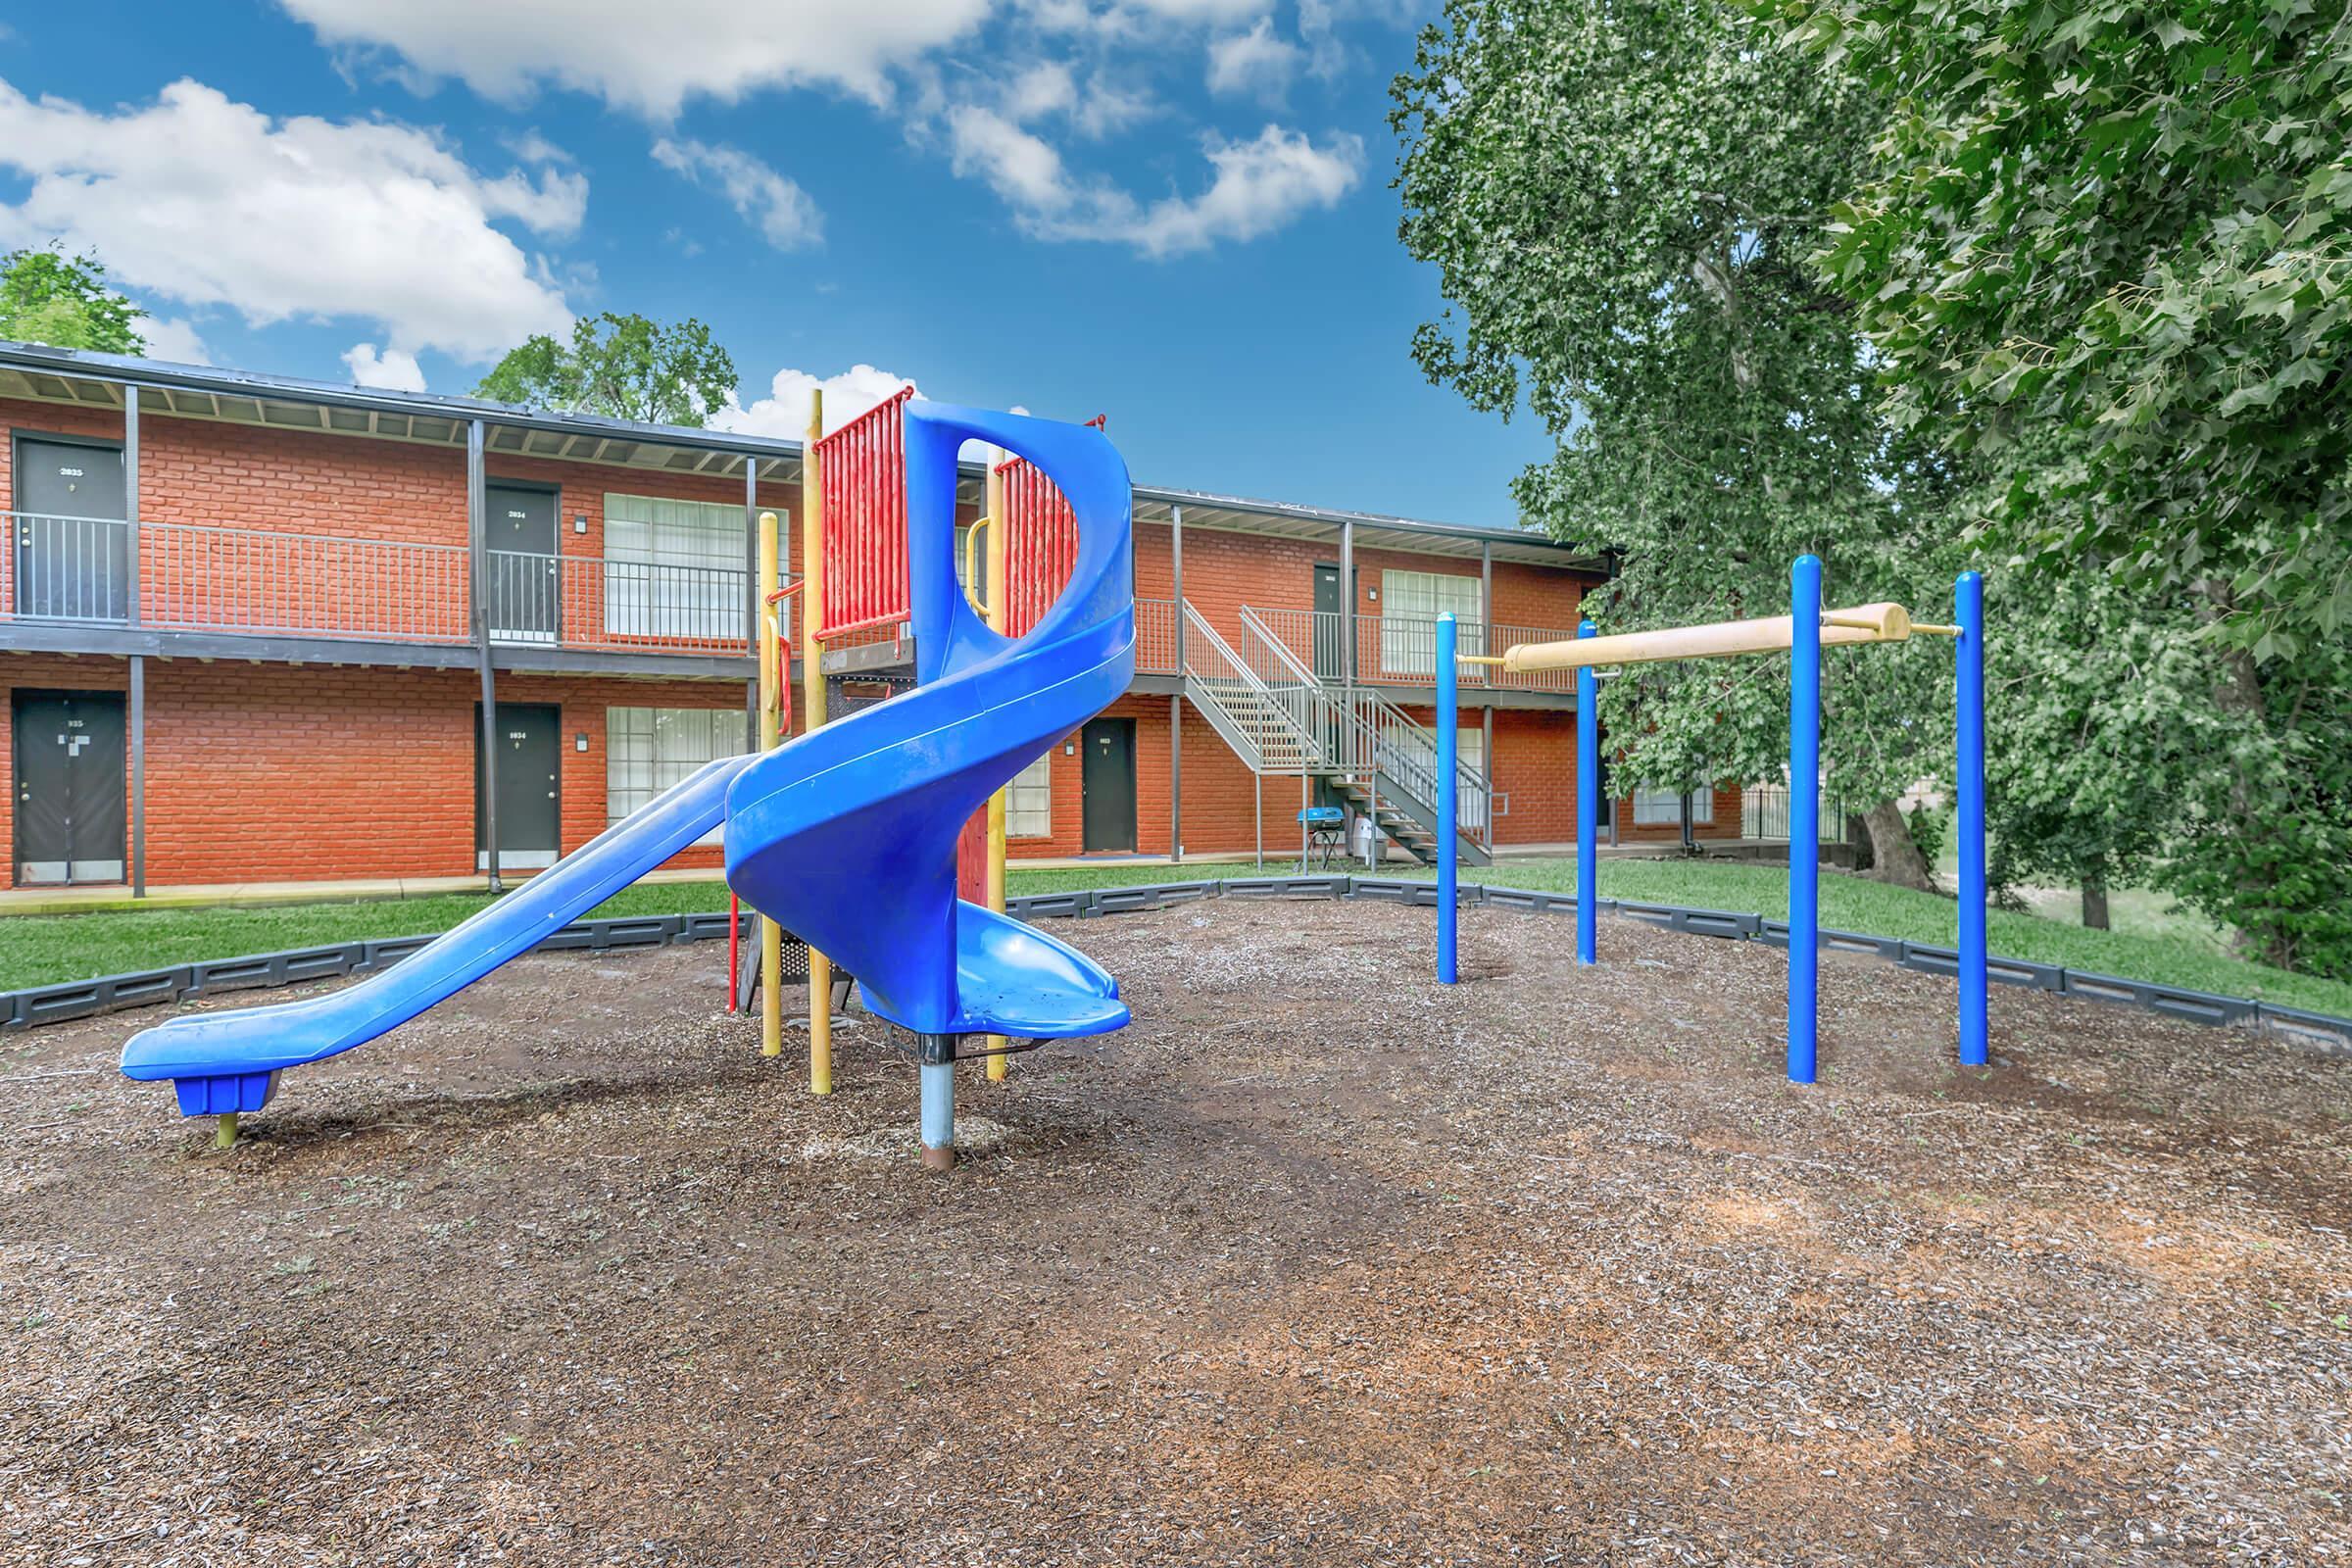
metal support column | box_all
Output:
[744,455,761,752]
[1956,571,1988,1067]
[468,418,501,894]
[1788,554,1823,1084]
[918,1033,956,1172]
[123,381,145,898]
[1340,517,1356,687]
[128,655,145,899]
[1437,612,1458,983]
[1170,504,1184,862]
[1577,620,1597,964]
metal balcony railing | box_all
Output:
[486,550,750,656]
[1234,607,1494,852]
[3,512,749,659]
[1134,596,1178,675]
[1240,607,1580,693]
[1740,784,1854,845]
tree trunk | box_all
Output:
[2080,868,2111,931]
[1860,799,1936,892]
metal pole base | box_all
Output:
[918,1037,956,1174]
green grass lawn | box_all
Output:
[6,857,2348,1019]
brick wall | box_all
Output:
[2,657,746,889]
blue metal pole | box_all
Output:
[1437,612,1459,984]
[1788,555,1822,1085]
[1956,570,1988,1067]
[1577,618,1598,965]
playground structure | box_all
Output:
[1435,556,1988,1084]
[121,403,1140,1171]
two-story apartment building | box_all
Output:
[1,343,1738,897]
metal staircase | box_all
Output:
[1176,599,1493,867]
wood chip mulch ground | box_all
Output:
[2,899,2347,1566]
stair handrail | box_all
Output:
[1235,605,1492,852]
[1351,685,1492,848]
[1181,601,1326,772]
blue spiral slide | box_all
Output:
[122,404,1137,1142]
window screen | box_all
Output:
[604,493,749,642]
[1633,784,1715,825]
[1004,753,1054,838]
[1379,569,1484,674]
[607,707,749,844]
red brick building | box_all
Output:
[1,343,1735,897]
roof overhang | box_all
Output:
[0,342,1596,566]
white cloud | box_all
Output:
[1206,19,1300,102]
[0,77,579,361]
[947,112,1361,258]
[277,0,993,118]
[651,137,823,251]
[503,127,573,165]
[711,364,920,440]
[343,342,427,392]
[138,317,212,367]
[946,106,1088,216]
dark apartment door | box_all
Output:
[1081,717,1137,853]
[1311,563,1356,682]
[12,690,126,885]
[477,703,562,870]
[485,483,560,643]
[14,437,127,622]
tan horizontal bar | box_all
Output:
[1503,602,1914,674]
[1456,654,1510,666]
[1909,622,1962,637]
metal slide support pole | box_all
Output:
[1576,619,1597,964]
[1956,570,1989,1067]
[802,393,834,1095]
[984,454,1010,1081]
[1437,612,1459,984]
[1788,555,1823,1084]
[919,1034,956,1173]
[468,418,501,895]
[758,512,785,1059]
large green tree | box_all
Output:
[1767,0,2352,975]
[1392,0,1960,886]
[476,313,736,427]
[0,247,146,354]
[1773,0,2352,662]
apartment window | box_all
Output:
[1380,568,1483,674]
[605,493,747,641]
[1633,784,1715,826]
[1005,754,1054,839]
[608,707,748,844]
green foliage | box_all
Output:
[1391,0,1967,819]
[475,313,736,427]
[2160,636,2352,979]
[0,247,146,355]
[1767,0,2352,662]
[1980,565,2206,906]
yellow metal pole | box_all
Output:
[214,1111,237,1150]
[983,452,1011,1080]
[1503,602,1916,674]
[802,391,834,1095]
[758,511,784,1059]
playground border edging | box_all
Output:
[7,878,2348,1056]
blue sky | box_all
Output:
[0,2,1552,525]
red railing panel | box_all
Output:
[997,415,1103,638]
[815,384,914,638]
